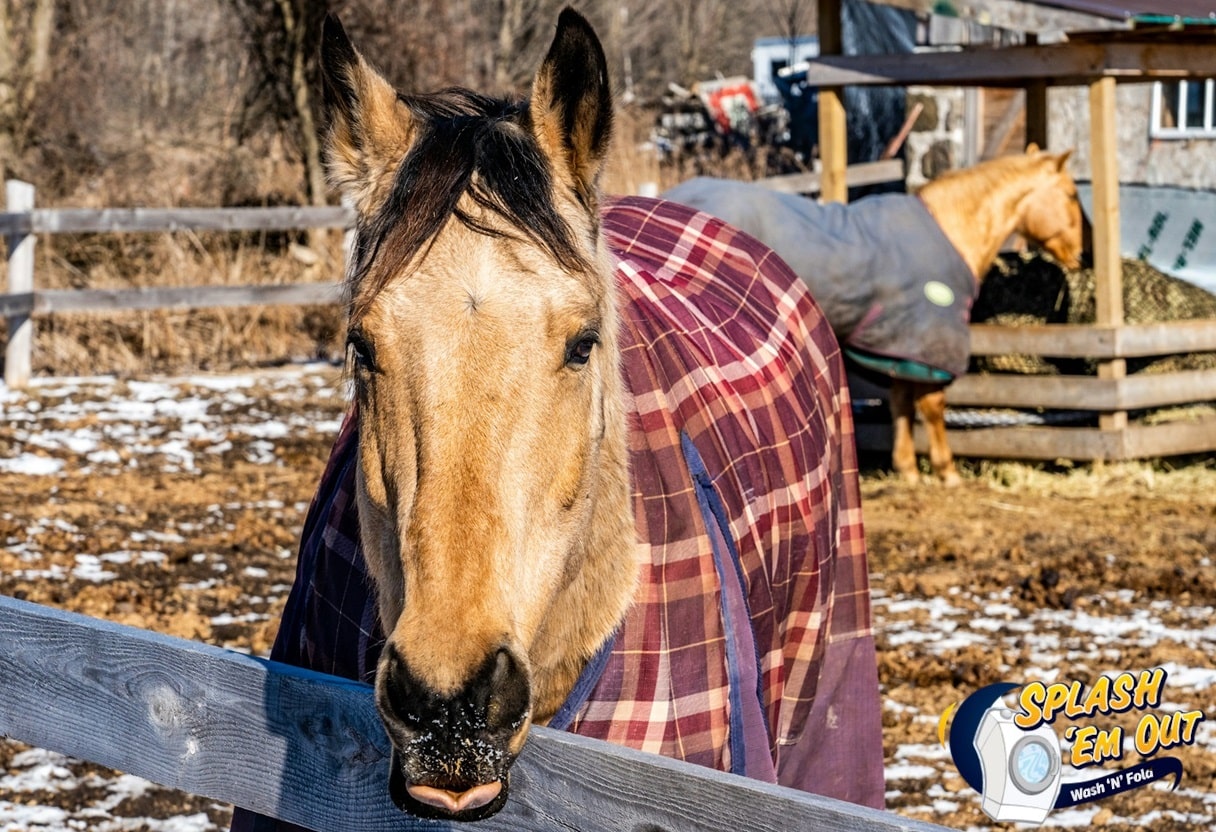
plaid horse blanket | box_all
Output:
[231,197,883,831]
[663,177,978,381]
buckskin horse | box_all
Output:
[231,9,881,829]
[664,148,1084,485]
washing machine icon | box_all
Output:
[974,705,1063,824]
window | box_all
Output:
[1151,79,1216,138]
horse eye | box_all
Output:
[347,330,376,372]
[565,333,598,367]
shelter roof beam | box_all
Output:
[797,41,1216,87]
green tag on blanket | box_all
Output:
[844,347,955,383]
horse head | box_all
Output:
[319,9,636,820]
[1018,145,1083,270]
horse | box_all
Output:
[230,9,882,828]
[662,148,1084,485]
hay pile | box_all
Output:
[971,253,1216,376]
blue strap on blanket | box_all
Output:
[680,431,767,778]
[547,629,617,732]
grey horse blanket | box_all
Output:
[663,177,977,380]
[231,196,883,831]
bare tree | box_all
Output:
[234,0,329,211]
[493,0,559,91]
[765,0,815,62]
[0,0,55,181]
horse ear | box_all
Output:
[1025,142,1041,154]
[530,8,613,205]
[319,15,415,212]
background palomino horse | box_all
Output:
[663,148,1083,485]
[232,9,882,829]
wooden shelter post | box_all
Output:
[817,0,848,203]
[1024,33,1048,149]
[1088,74,1126,433]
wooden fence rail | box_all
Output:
[0,594,947,832]
[853,318,1216,461]
[0,204,352,236]
[1,180,355,388]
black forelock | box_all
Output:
[348,88,590,319]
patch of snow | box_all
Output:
[1158,662,1216,691]
[0,454,64,475]
[71,554,117,583]
[885,763,939,780]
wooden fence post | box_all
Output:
[5,180,35,389]
[1088,76,1127,437]
[1023,34,1048,151]
[817,0,848,205]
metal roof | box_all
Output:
[869,0,1216,33]
[1041,0,1216,24]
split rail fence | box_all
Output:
[6,174,1216,463]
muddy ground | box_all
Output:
[0,364,1212,831]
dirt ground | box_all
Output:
[0,364,1213,830]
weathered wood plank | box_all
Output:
[936,424,1126,461]
[969,320,1216,359]
[0,595,948,832]
[1115,321,1216,357]
[1124,417,1216,458]
[1117,369,1216,410]
[855,422,1126,461]
[946,373,1114,409]
[0,291,35,318]
[797,42,1216,88]
[35,283,343,314]
[948,369,1216,411]
[0,206,353,237]
[28,205,353,235]
[0,210,33,235]
[759,160,905,196]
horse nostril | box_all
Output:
[377,645,426,731]
[484,647,530,734]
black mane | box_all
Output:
[349,88,589,318]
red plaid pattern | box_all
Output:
[571,197,880,804]
[231,197,881,832]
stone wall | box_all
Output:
[901,83,1216,191]
[1048,85,1216,189]
[903,86,965,190]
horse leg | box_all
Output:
[913,383,961,486]
[889,379,920,483]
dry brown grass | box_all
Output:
[602,106,665,197]
[944,455,1216,500]
[3,230,346,377]
[601,103,767,197]
[860,455,1216,511]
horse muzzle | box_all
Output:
[375,643,531,821]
